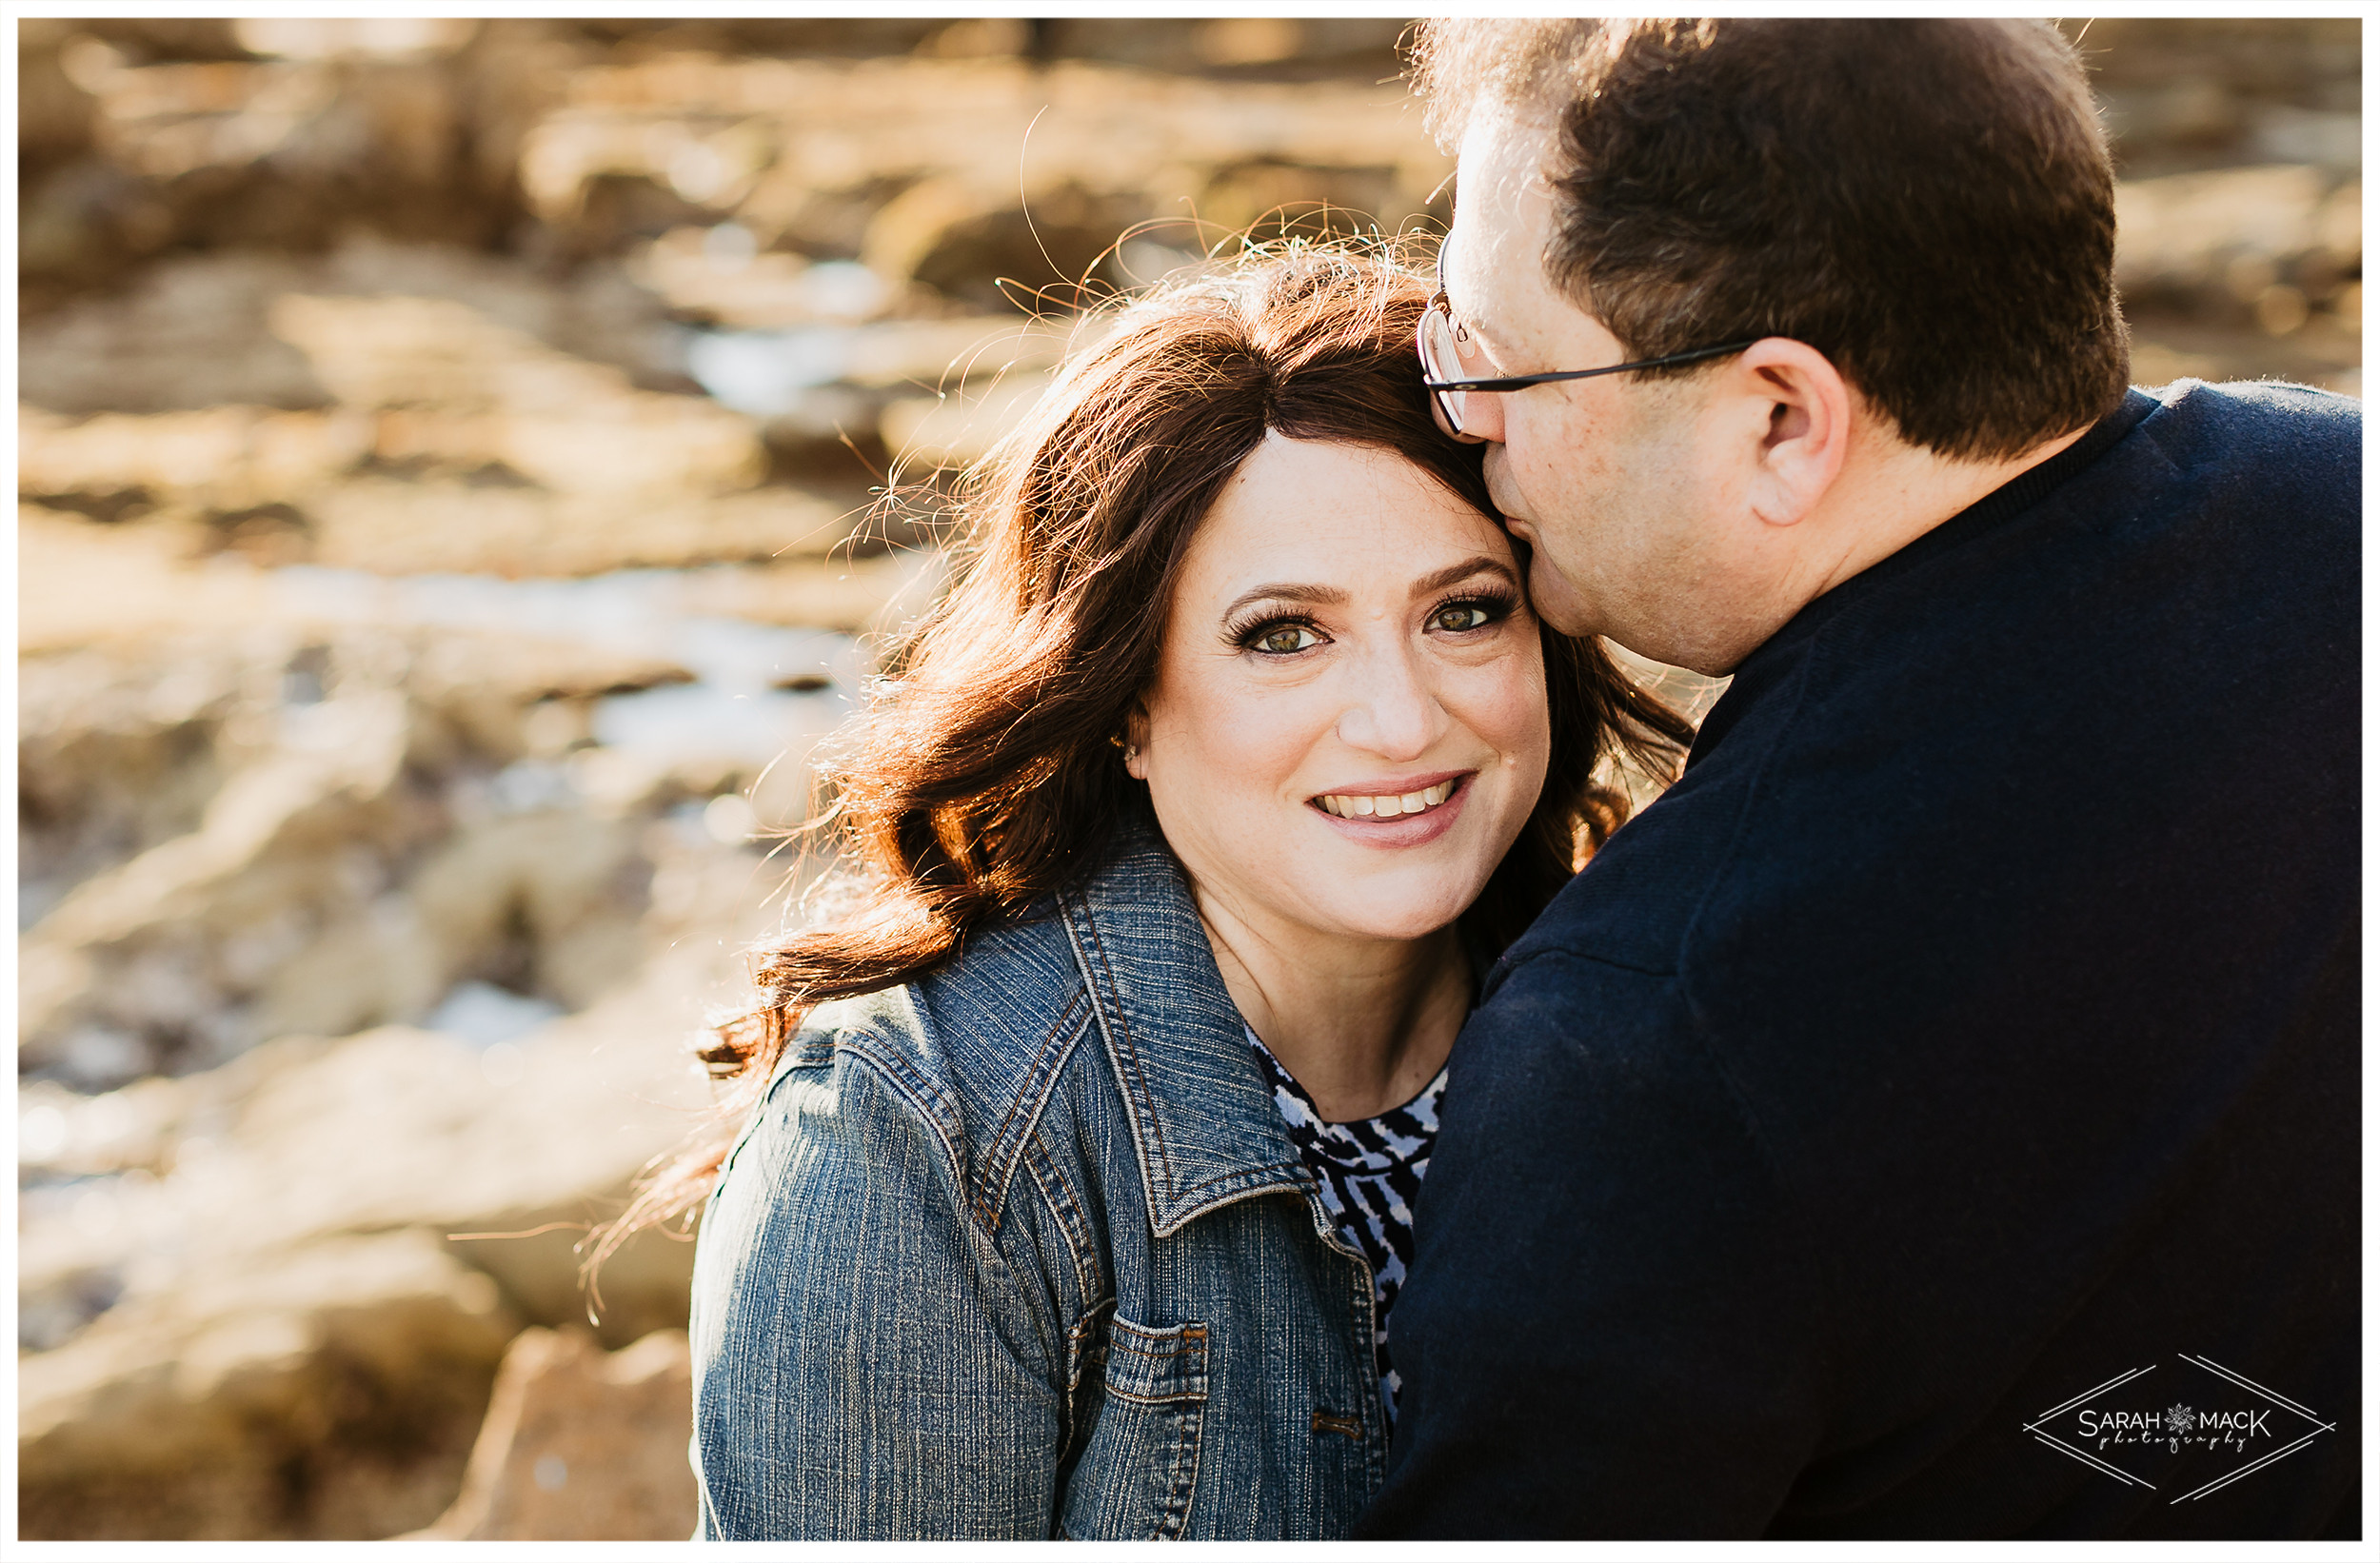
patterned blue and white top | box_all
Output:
[1245,1025,1448,1426]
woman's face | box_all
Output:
[1132,434,1552,946]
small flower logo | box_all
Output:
[2165,1403,2196,1436]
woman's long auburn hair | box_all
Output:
[589,244,1694,1274]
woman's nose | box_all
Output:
[1335,647,1443,761]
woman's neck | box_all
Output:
[1193,887,1471,1123]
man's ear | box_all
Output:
[1728,338,1853,528]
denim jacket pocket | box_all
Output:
[1058,1316,1209,1539]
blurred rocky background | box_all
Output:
[16,16,2361,1542]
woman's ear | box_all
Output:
[1122,702,1151,781]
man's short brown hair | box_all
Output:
[1412,19,2131,461]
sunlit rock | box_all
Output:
[18,1229,523,1540]
[407,1327,698,1540]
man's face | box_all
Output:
[1440,110,1733,657]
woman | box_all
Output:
[658,248,1689,1538]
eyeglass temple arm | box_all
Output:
[1422,339,1760,392]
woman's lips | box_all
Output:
[1316,778,1456,819]
[1306,771,1475,847]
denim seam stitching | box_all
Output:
[1076,891,1176,1180]
[1148,1171,1315,1242]
[716,1054,810,1182]
[1023,1126,1103,1312]
[1061,887,1306,1232]
[971,986,1093,1235]
[1104,1385,1208,1407]
[1061,888,1178,1215]
[1062,1296,1117,1395]
[1163,1161,1312,1204]
[1158,1396,1203,1537]
[837,1032,968,1200]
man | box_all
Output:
[1362,19,2357,1538]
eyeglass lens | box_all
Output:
[1418,307,1468,435]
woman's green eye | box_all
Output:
[1255,624,1319,655]
[1434,603,1494,632]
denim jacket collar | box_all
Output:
[1056,815,1308,1237]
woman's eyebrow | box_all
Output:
[1220,559,1514,621]
[1220,582,1349,620]
[1411,556,1517,597]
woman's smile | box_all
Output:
[1309,770,1475,847]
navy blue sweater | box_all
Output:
[1363,383,2360,1538]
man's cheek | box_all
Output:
[1526,549,1596,638]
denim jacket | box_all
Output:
[688,818,1389,1539]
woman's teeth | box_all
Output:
[1318,781,1456,819]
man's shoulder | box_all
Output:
[2132,377,2360,481]
[2147,374,2359,425]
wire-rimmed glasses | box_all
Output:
[1416,292,1757,438]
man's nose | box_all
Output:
[1434,397,1492,445]
[1458,387,1508,445]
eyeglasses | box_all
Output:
[1417,291,1757,439]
